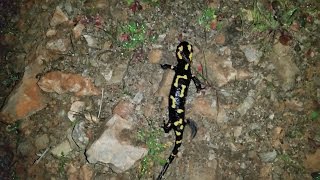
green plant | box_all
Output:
[119,21,146,49]
[58,152,69,177]
[310,111,319,121]
[198,8,218,31]
[137,127,166,178]
[251,0,297,32]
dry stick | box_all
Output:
[98,88,104,119]
[34,146,51,165]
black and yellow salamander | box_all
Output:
[157,41,204,180]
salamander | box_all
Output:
[157,41,203,180]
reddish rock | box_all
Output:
[215,33,226,45]
[38,71,101,96]
[113,100,135,120]
[1,62,47,123]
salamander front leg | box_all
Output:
[161,120,172,133]
[191,75,204,92]
[160,64,176,70]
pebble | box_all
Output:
[259,150,277,162]
[35,134,50,150]
[51,140,72,157]
[148,49,162,64]
[50,6,69,27]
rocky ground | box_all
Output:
[0,0,320,179]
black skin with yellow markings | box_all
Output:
[157,41,203,180]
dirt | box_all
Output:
[1,0,320,180]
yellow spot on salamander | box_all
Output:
[170,95,176,108]
[189,52,192,60]
[174,118,183,126]
[176,140,182,144]
[177,51,182,60]
[180,85,186,98]
[184,63,189,70]
[175,131,181,136]
[174,75,188,87]
[178,46,183,51]
[187,44,192,52]
[180,125,184,130]
[177,109,184,113]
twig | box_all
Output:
[34,146,51,165]
[98,88,104,119]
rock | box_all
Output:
[270,42,299,91]
[1,62,47,123]
[233,126,242,138]
[259,164,272,178]
[113,100,135,120]
[51,140,72,157]
[304,149,320,171]
[259,150,277,162]
[195,50,237,87]
[73,23,85,40]
[83,35,98,48]
[240,45,263,64]
[68,101,86,122]
[215,33,226,45]
[133,92,144,104]
[80,164,93,180]
[191,97,216,117]
[46,29,57,37]
[17,140,35,156]
[148,49,162,64]
[155,70,175,107]
[50,6,69,27]
[35,134,50,150]
[86,114,147,173]
[38,71,101,96]
[103,62,128,85]
[46,38,70,53]
[72,121,89,149]
[237,89,255,116]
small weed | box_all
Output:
[58,152,69,177]
[251,0,298,32]
[278,153,305,173]
[198,8,218,31]
[310,111,319,121]
[137,127,166,178]
[2,73,20,87]
[119,21,146,49]
[6,120,21,134]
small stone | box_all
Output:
[68,101,85,122]
[83,35,98,48]
[155,70,175,107]
[73,23,85,40]
[240,45,262,64]
[148,49,162,64]
[46,29,57,37]
[80,164,93,180]
[133,92,144,104]
[72,121,89,149]
[18,140,35,156]
[237,90,255,116]
[50,6,69,27]
[215,33,226,45]
[233,126,242,138]
[51,140,72,157]
[46,38,70,53]
[35,134,50,150]
[259,150,277,162]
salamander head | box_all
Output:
[176,41,193,64]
